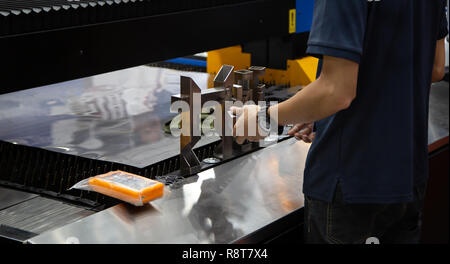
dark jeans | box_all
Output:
[304,182,427,244]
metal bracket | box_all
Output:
[171,65,266,176]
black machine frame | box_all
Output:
[0,0,303,94]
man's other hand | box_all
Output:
[288,123,316,143]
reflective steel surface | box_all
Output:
[0,187,37,210]
[0,66,216,168]
[0,196,94,235]
[28,138,310,244]
[428,81,449,145]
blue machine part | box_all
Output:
[296,0,314,33]
[164,57,207,67]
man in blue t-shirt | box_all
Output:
[232,0,448,243]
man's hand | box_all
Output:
[231,105,268,144]
[288,123,316,143]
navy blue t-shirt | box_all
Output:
[303,0,449,203]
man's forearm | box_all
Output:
[269,77,354,125]
[432,38,446,83]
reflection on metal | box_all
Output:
[28,138,310,244]
[428,81,449,145]
[0,66,214,168]
[0,187,37,211]
[0,196,94,235]
[202,157,221,164]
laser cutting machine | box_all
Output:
[0,0,447,244]
[0,0,320,244]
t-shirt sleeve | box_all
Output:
[306,0,368,64]
[437,3,448,40]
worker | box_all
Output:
[232,0,448,244]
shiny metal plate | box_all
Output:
[28,138,310,244]
[0,196,94,235]
[0,66,216,168]
[428,81,449,145]
[0,187,38,210]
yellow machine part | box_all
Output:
[207,46,319,88]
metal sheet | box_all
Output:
[0,66,217,168]
[0,196,94,235]
[428,81,449,145]
[0,187,37,210]
[28,138,310,244]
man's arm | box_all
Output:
[269,55,359,125]
[433,1,448,83]
[432,38,446,83]
[232,0,366,144]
